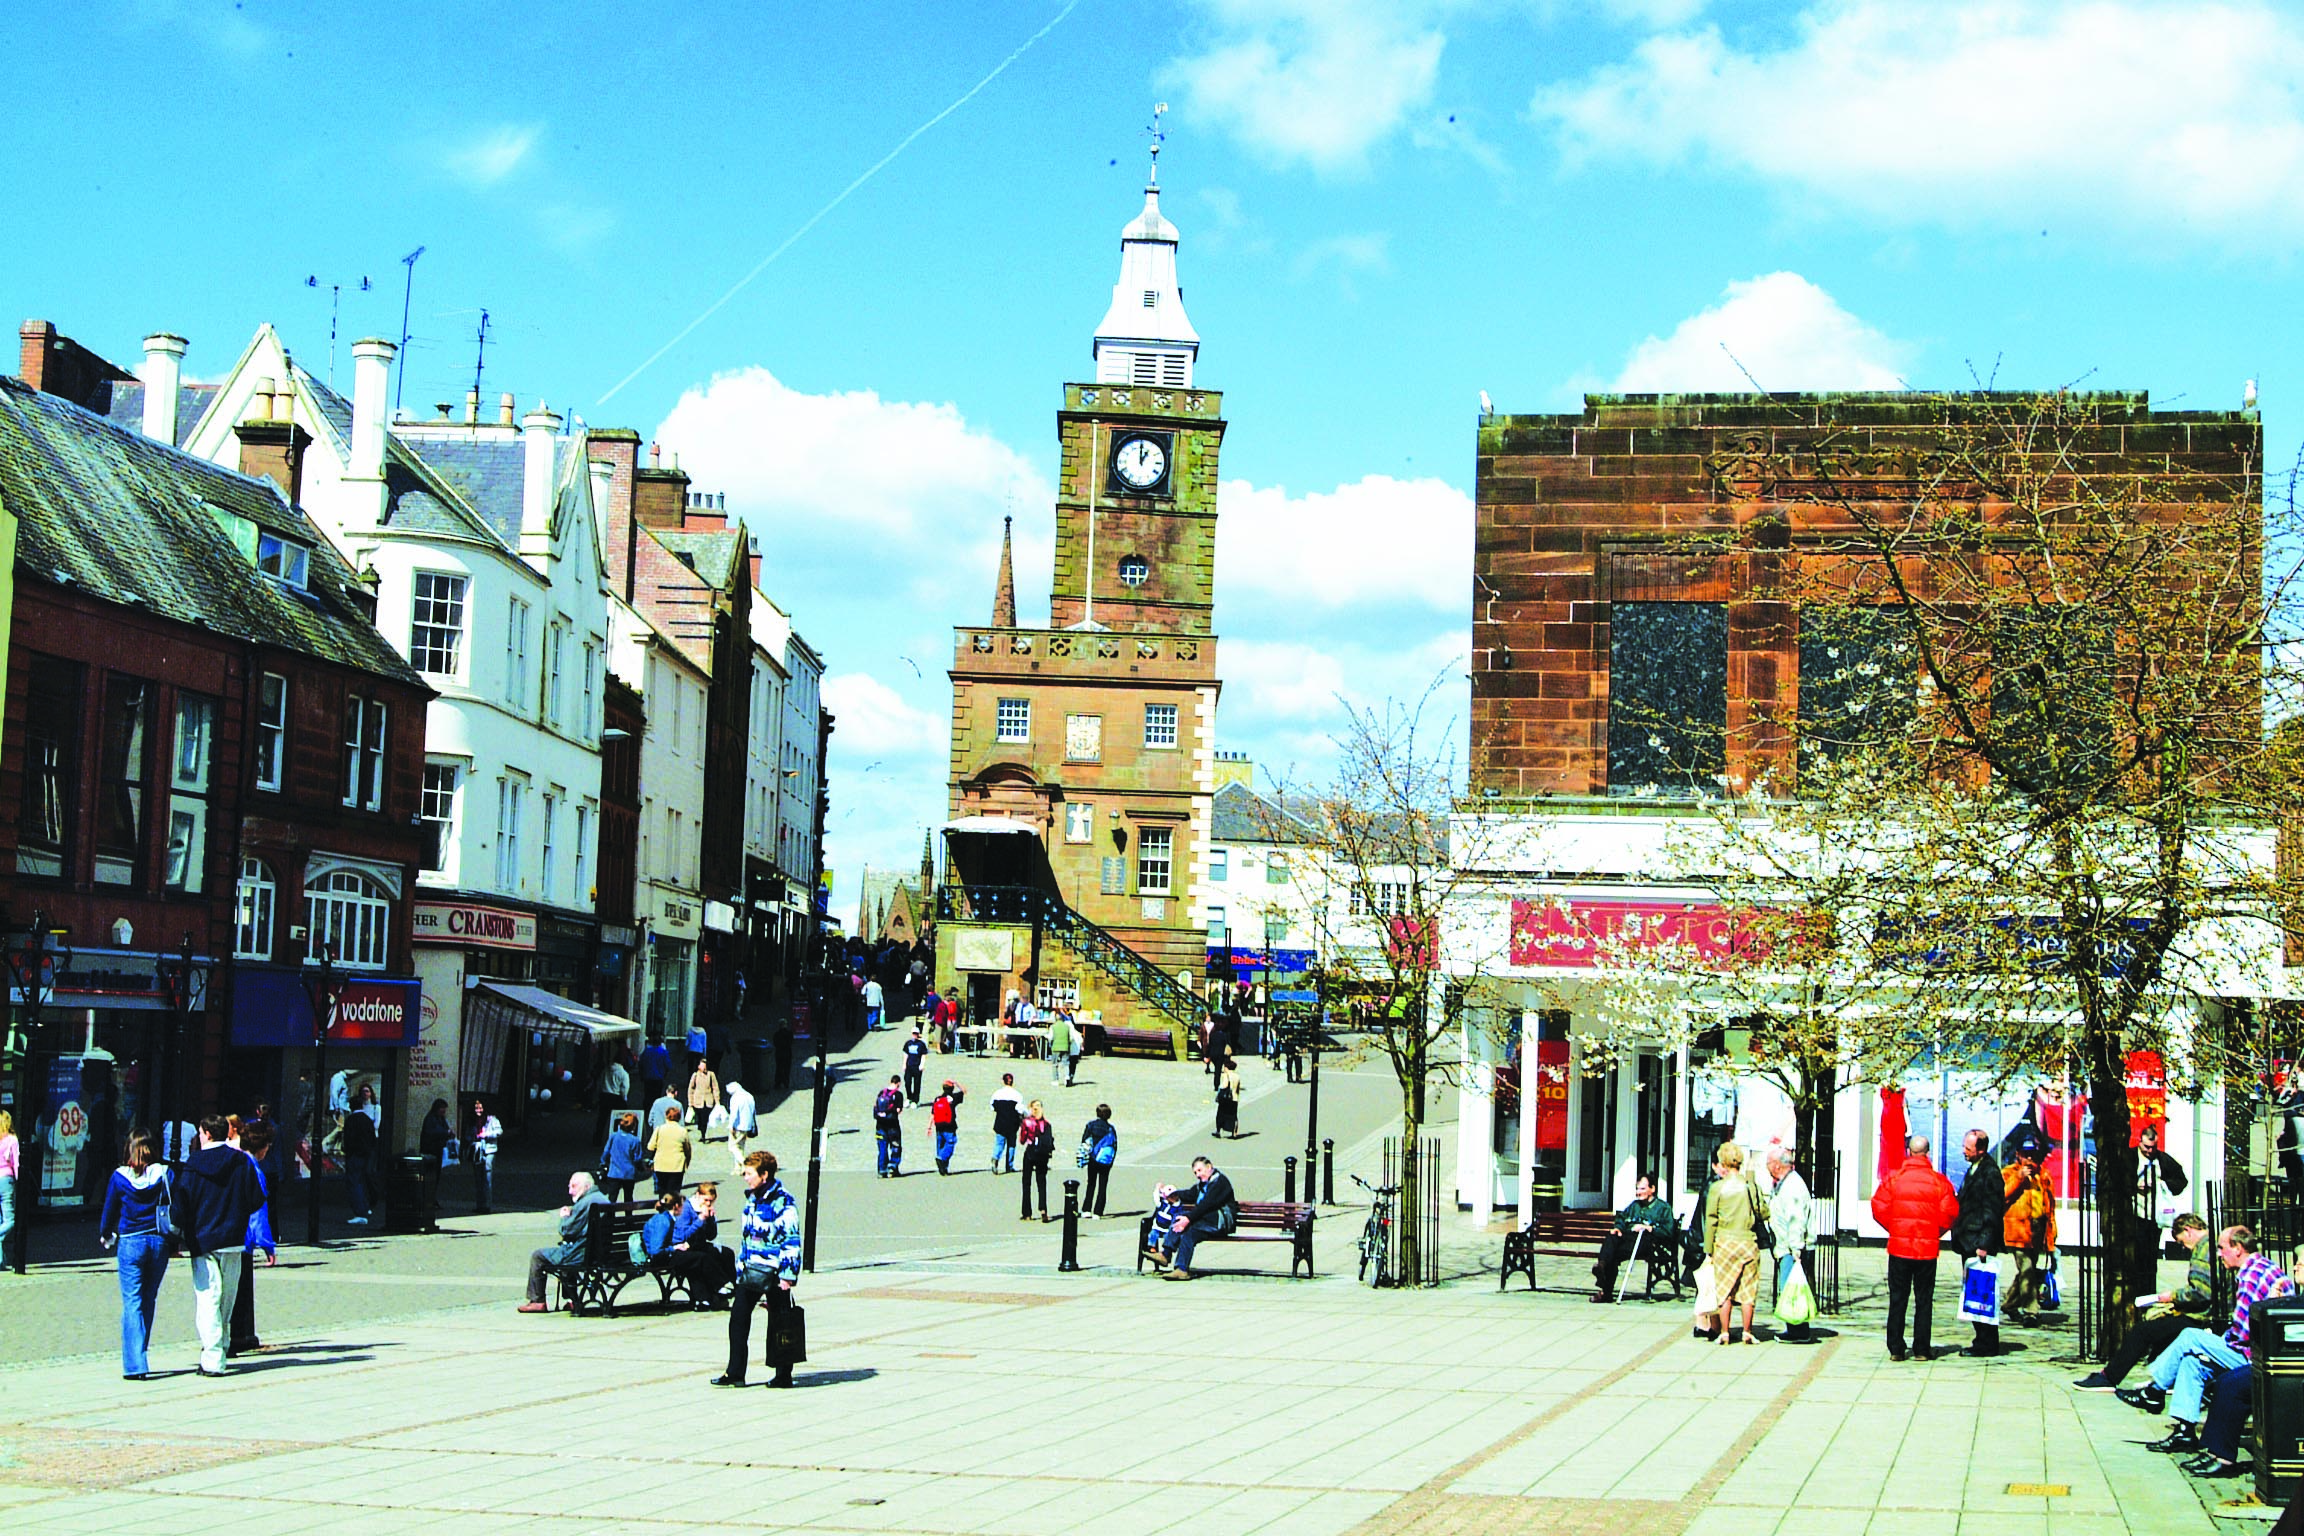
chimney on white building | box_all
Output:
[499,391,516,427]
[522,401,562,532]
[465,387,481,425]
[140,333,186,443]
[348,338,395,482]
[589,457,615,524]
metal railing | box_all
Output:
[937,883,1209,1032]
[1380,1134,1442,1287]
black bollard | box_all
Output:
[1059,1179,1081,1272]
[1284,1156,1298,1205]
[1322,1138,1335,1206]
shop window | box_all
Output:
[1993,608,2116,802]
[166,691,217,893]
[1798,606,1919,779]
[1608,602,1727,793]
[307,868,390,970]
[235,858,276,959]
[96,676,152,887]
[16,654,81,878]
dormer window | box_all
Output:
[257,531,310,589]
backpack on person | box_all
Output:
[931,1095,956,1129]
[1094,1132,1117,1166]
[874,1087,903,1124]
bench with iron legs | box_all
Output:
[544,1201,712,1317]
[1096,1024,1179,1059]
[1499,1208,1683,1299]
[1139,1200,1317,1278]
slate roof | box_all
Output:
[0,376,425,685]
[1212,781,1316,844]
[653,528,744,587]
[100,381,223,448]
[292,364,354,446]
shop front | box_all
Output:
[228,968,421,1163]
[640,890,700,1045]
[410,897,538,1135]
[535,912,599,1005]
[458,980,643,1133]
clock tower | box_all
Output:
[943,125,1225,1051]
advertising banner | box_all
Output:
[1510,898,1793,969]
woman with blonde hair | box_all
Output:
[0,1109,19,1269]
[1019,1099,1055,1221]
[1704,1141,1770,1346]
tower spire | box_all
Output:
[992,514,1017,627]
[1093,104,1198,388]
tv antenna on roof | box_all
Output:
[471,309,491,422]
[304,273,372,389]
[394,245,426,414]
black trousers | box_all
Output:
[1083,1160,1111,1215]
[666,1242,735,1300]
[727,1275,796,1384]
[1021,1158,1050,1218]
[903,1062,924,1103]
[2102,1312,2192,1386]
[230,1252,258,1349]
[1592,1230,1642,1293]
[1887,1254,1937,1355]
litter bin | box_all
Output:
[738,1038,773,1095]
[384,1155,429,1234]
[2256,1295,2304,1504]
[1529,1177,1564,1216]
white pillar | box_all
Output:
[1672,1042,1693,1209]
[348,337,395,483]
[1517,1010,1539,1223]
[140,333,186,443]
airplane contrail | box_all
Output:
[597,0,1086,407]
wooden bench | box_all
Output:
[1139,1200,1317,1278]
[1096,1024,1178,1059]
[545,1201,706,1317]
[1499,1208,1682,1298]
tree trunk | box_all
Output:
[1396,1033,1426,1286]
[2082,1033,2140,1357]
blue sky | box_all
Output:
[14,0,2300,905]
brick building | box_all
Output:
[942,160,1222,1047]
[0,358,430,1215]
[1448,390,2270,1229]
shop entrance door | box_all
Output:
[1634,1050,1677,1203]
[1568,1058,1617,1208]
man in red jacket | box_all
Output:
[1871,1134,1960,1361]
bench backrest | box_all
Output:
[1234,1201,1314,1230]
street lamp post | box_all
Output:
[302,940,345,1248]
[801,970,832,1273]
[154,932,207,1153]
[0,912,71,1274]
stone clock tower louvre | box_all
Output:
[941,137,1223,1051]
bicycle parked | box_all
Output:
[1353,1173,1397,1287]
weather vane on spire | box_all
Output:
[1146,101,1168,185]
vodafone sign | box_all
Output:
[413,901,538,952]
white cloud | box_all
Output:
[444,123,542,188]
[1292,233,1391,291]
[1165,1,1453,175]
[1611,272,1908,392]
[1595,0,1708,26]
[1537,0,2304,242]
[822,673,942,761]
[1219,474,1470,612]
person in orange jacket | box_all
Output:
[2002,1145,2058,1322]
[1870,1134,1959,1361]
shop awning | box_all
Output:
[942,816,1040,836]
[459,982,644,1096]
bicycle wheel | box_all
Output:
[1368,1216,1392,1287]
[1358,1219,1377,1281]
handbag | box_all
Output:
[1076,1143,1092,1168]
[770,1301,808,1364]
[154,1169,178,1242]
[1960,1257,2002,1324]
[2041,1254,2062,1310]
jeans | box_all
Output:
[1083,1160,1111,1215]
[1171,1217,1223,1273]
[991,1133,1014,1172]
[346,1154,374,1219]
[1063,1050,1079,1086]
[2150,1326,2246,1423]
[190,1250,243,1373]
[903,1064,923,1103]
[2100,1312,2191,1386]
[876,1128,901,1176]
[472,1150,496,1213]
[936,1128,956,1168]
[117,1231,168,1376]
[231,1248,260,1349]
[866,1006,884,1030]
[1886,1254,1937,1356]
[0,1173,16,1263]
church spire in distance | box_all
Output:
[991,513,1017,628]
[1093,102,1199,389]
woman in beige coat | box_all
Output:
[1704,1141,1770,1345]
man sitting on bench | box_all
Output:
[1163,1156,1237,1282]
[1593,1171,1677,1303]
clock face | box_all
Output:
[1112,434,1168,491]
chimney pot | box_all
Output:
[499,391,516,426]
[140,333,187,443]
[464,387,480,424]
[347,338,396,486]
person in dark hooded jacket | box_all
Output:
[175,1114,263,1376]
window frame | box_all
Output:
[409,571,469,677]
[235,857,276,959]
[995,697,1031,745]
[420,761,461,874]
[1136,826,1173,896]
[306,868,391,971]
[95,675,152,888]
[254,672,288,793]
[1143,702,1179,749]
[343,696,387,811]
[256,531,310,589]
[165,691,217,894]
[17,653,82,879]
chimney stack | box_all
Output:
[522,401,562,533]
[499,391,516,426]
[235,383,312,506]
[465,387,481,425]
[140,334,187,443]
[348,338,395,482]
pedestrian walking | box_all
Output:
[601,1112,648,1205]
[470,1100,503,1214]
[2003,1145,2056,1324]
[687,1057,722,1140]
[726,1080,757,1166]
[1048,1010,1073,1087]
[772,1020,796,1093]
[1078,1105,1118,1217]
[176,1114,264,1376]
[419,1099,454,1225]
[1952,1128,2008,1356]
[648,1106,692,1199]
[0,1110,19,1270]
[595,1052,630,1148]
[874,1075,905,1178]
[230,1120,277,1357]
[1703,1142,1769,1346]
[714,1150,802,1389]
[931,1081,963,1173]
[990,1075,1024,1173]
[1019,1100,1054,1220]
[1215,1052,1242,1138]
[935,988,960,1053]
[1763,1148,1816,1341]
[341,1088,378,1227]
[903,1027,929,1105]
[99,1129,171,1380]
[517,1173,608,1313]
[638,1038,671,1112]
[864,976,886,1031]
[1871,1134,1959,1361]
[2135,1124,2188,1287]
[647,1082,681,1132]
